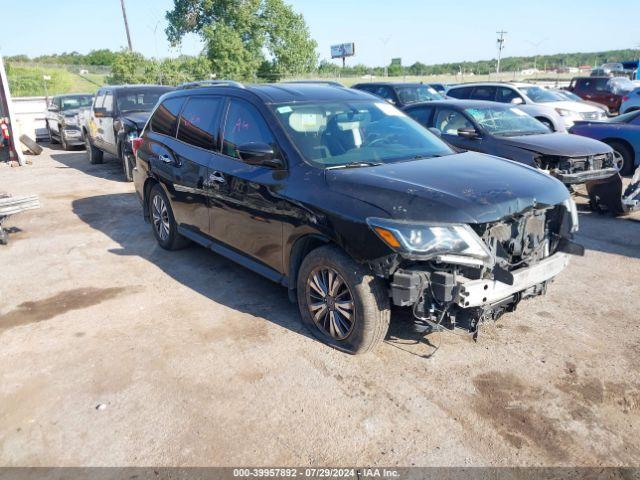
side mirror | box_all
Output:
[48,105,59,112]
[511,97,524,105]
[94,107,111,118]
[237,142,283,168]
[428,127,442,137]
[457,127,480,139]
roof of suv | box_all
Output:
[448,82,537,89]
[406,99,509,110]
[353,82,427,88]
[165,82,373,104]
[100,85,175,91]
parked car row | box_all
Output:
[41,79,639,354]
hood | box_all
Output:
[121,111,152,129]
[543,100,601,113]
[499,132,612,156]
[325,151,569,224]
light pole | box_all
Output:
[496,30,507,76]
[120,0,133,51]
[380,36,391,78]
[526,38,548,72]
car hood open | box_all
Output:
[325,151,569,224]
[499,132,612,157]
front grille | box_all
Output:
[543,153,613,174]
[472,206,563,271]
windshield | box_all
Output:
[519,86,565,103]
[556,90,581,102]
[607,110,640,124]
[465,106,549,136]
[116,88,173,113]
[60,95,93,111]
[272,100,453,167]
[396,85,444,104]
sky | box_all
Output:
[2,0,639,66]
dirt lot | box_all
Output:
[1,146,639,467]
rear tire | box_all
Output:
[296,245,390,354]
[119,143,134,182]
[86,135,103,164]
[606,141,634,176]
[148,184,190,250]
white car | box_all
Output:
[446,82,606,131]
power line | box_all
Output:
[496,30,507,75]
[120,0,133,52]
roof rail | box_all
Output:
[280,80,345,87]
[178,80,245,90]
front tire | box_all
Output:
[296,245,390,354]
[119,143,134,182]
[60,127,70,151]
[86,135,103,164]
[148,184,190,250]
[606,141,634,176]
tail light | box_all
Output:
[131,137,143,156]
[622,96,629,102]
[0,123,9,140]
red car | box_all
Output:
[566,76,634,113]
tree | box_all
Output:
[108,50,144,84]
[165,0,317,80]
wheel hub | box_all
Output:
[306,267,355,340]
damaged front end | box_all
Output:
[367,201,584,337]
[537,152,618,185]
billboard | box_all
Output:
[330,43,355,59]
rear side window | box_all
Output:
[150,97,185,137]
[406,106,435,126]
[447,86,473,99]
[470,86,497,101]
[177,96,223,150]
[222,99,276,160]
[497,87,522,103]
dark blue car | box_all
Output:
[569,111,640,176]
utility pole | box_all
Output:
[120,0,133,52]
[380,36,391,78]
[496,30,507,76]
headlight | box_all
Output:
[555,108,581,120]
[367,217,494,267]
[64,115,78,126]
[563,198,579,233]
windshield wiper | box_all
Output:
[326,161,383,170]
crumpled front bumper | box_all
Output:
[456,253,570,308]
[555,167,618,185]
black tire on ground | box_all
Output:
[148,184,190,250]
[606,140,634,176]
[86,135,103,164]
[19,134,43,155]
[296,245,390,355]
[119,143,134,182]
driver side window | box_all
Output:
[434,109,473,135]
[222,99,276,161]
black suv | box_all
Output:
[351,82,443,108]
[133,81,582,354]
[84,85,173,181]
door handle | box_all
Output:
[159,154,173,164]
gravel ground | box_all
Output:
[1,146,639,467]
